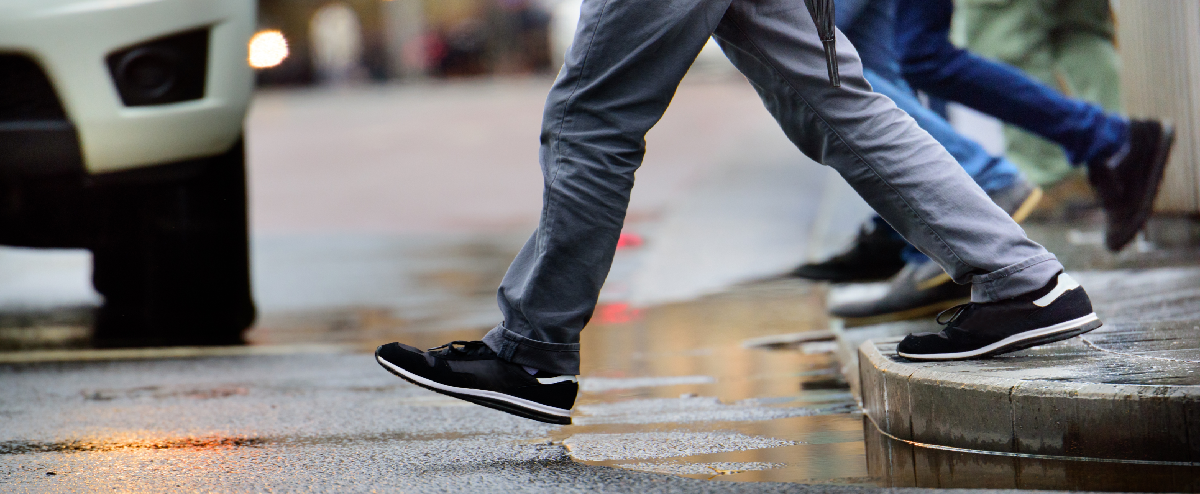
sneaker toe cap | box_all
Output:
[376,342,431,369]
[896,332,945,356]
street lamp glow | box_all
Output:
[248,30,288,68]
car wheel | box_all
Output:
[91,137,256,347]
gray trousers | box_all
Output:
[482,0,1063,375]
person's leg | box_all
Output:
[835,0,901,84]
[790,69,1031,283]
[896,0,1126,167]
[897,0,1174,252]
[793,0,1034,284]
[481,0,735,376]
[868,67,1032,270]
[378,0,735,424]
[1052,0,1122,114]
[713,0,1062,303]
[865,71,1020,194]
[715,0,1095,360]
[953,0,1076,187]
[833,72,1042,325]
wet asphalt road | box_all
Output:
[0,282,871,492]
[1,352,825,493]
[0,343,1077,493]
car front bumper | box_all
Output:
[0,0,255,175]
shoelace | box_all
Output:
[427,341,491,357]
[936,303,973,326]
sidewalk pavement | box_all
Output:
[839,261,1200,491]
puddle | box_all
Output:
[864,415,1200,492]
[572,396,849,426]
[0,307,93,351]
[3,233,873,486]
[82,386,249,401]
[563,431,796,461]
[0,430,511,456]
[579,376,716,392]
[551,280,872,485]
[620,461,785,477]
[0,436,264,455]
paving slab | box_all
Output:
[854,267,1200,491]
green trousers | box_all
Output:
[952,0,1122,187]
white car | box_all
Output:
[0,0,257,346]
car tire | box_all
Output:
[91,137,256,347]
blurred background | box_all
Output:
[4,1,1200,490]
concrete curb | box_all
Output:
[858,338,1200,463]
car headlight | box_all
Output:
[248,30,289,69]
[106,28,210,107]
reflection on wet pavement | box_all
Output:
[864,417,1200,492]
[554,280,873,485]
[0,272,875,489]
[242,228,872,483]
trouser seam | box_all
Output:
[720,14,976,275]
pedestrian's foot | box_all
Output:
[789,220,906,282]
[375,341,577,424]
[829,260,970,326]
[791,179,1040,285]
[1089,120,1175,252]
[896,272,1101,361]
[988,178,1043,224]
[828,178,1044,325]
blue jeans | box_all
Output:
[838,0,1023,264]
[895,0,1128,166]
[483,0,1062,374]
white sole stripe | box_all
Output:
[898,313,1100,360]
[376,356,572,417]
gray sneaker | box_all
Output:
[829,179,1042,326]
[830,260,970,327]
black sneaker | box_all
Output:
[375,341,577,424]
[789,220,907,282]
[829,261,971,326]
[1089,120,1175,252]
[896,272,1102,361]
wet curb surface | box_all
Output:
[847,268,1200,491]
[858,338,1200,463]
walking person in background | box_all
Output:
[376,0,1102,424]
[792,0,1043,324]
[954,0,1123,190]
[793,0,1173,325]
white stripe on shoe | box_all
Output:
[897,312,1100,361]
[1034,273,1082,307]
[376,356,573,418]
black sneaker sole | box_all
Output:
[375,350,572,425]
[1107,124,1174,251]
[897,313,1102,361]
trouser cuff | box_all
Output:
[968,253,1062,303]
[482,325,580,376]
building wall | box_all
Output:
[1116,0,1200,213]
